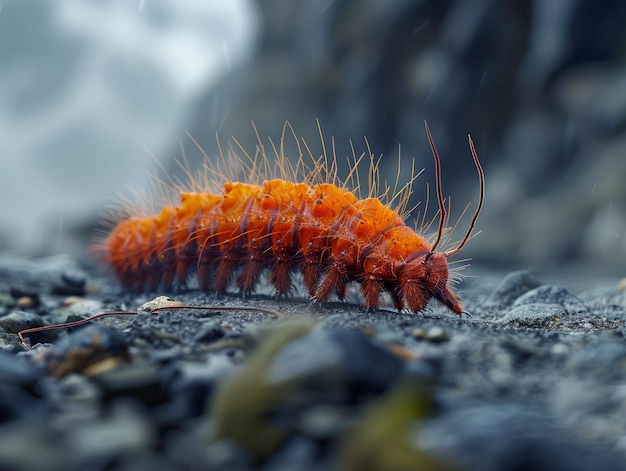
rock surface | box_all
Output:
[0,255,625,470]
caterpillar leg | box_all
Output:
[301,258,324,296]
[213,250,237,292]
[361,277,383,309]
[236,251,266,294]
[314,265,348,302]
[269,259,294,297]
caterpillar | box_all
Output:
[102,122,484,315]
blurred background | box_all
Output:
[1,0,625,276]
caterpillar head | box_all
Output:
[395,121,484,316]
[398,251,462,315]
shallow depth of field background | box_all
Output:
[1,0,625,276]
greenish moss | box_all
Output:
[210,321,313,460]
[341,382,456,471]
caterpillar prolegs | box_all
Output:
[104,122,484,314]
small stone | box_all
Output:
[28,324,129,378]
[0,332,25,352]
[53,298,103,321]
[137,296,183,313]
[0,310,45,334]
[411,327,428,340]
[92,363,165,406]
[386,343,419,361]
[485,270,543,308]
[61,296,84,308]
[0,255,87,295]
[10,288,40,308]
[512,285,589,315]
[51,268,87,296]
[83,357,128,376]
[267,328,343,385]
[131,312,153,327]
[193,320,228,343]
[426,327,449,343]
[267,327,404,397]
[497,303,566,327]
[16,296,36,309]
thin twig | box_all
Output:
[18,305,284,350]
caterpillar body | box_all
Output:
[104,122,484,315]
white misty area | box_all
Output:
[0,0,259,253]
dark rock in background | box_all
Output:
[1,0,624,275]
[185,0,626,275]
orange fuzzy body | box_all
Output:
[104,122,485,315]
[106,178,462,314]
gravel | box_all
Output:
[0,255,625,470]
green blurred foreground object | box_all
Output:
[341,382,456,471]
[210,322,313,460]
[210,321,455,469]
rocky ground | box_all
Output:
[0,254,625,470]
[3,3,625,469]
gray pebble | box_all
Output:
[497,303,567,327]
[411,327,428,340]
[92,363,164,406]
[267,328,343,385]
[485,270,544,308]
[193,320,228,343]
[52,299,103,320]
[52,268,87,296]
[268,327,403,397]
[0,310,45,334]
[512,285,590,315]
[0,332,25,352]
[426,327,449,343]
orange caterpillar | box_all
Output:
[104,122,484,315]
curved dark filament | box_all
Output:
[424,121,446,252]
[424,122,485,258]
[444,134,485,258]
[18,305,283,350]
